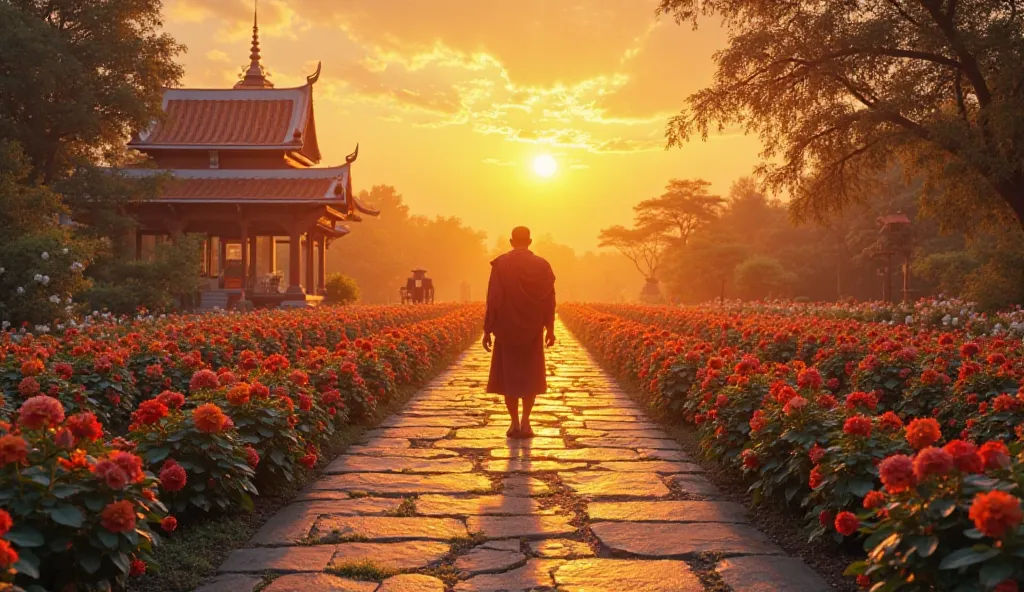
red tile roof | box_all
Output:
[163,177,335,200]
[145,99,295,145]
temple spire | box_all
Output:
[235,0,274,89]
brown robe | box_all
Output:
[485,249,556,398]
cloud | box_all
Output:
[483,158,517,167]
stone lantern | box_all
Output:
[405,268,435,304]
[870,212,913,303]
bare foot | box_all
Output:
[506,425,520,437]
[520,425,535,438]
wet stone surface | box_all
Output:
[201,319,818,591]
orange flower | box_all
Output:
[905,418,942,450]
[879,454,916,493]
[100,500,137,533]
[193,403,228,434]
[969,491,1023,538]
[0,509,12,537]
[0,435,28,466]
[225,383,251,406]
[862,490,886,510]
[20,359,44,377]
[0,540,18,568]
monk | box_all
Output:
[483,227,556,438]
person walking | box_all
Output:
[482,227,556,438]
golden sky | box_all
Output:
[162,0,764,251]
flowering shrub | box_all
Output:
[0,396,166,591]
[560,302,1024,591]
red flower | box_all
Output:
[193,403,228,433]
[66,412,103,441]
[250,382,271,399]
[995,581,1019,592]
[808,444,826,464]
[161,516,178,532]
[905,418,942,450]
[818,509,833,528]
[809,465,824,489]
[188,369,220,392]
[129,559,146,576]
[960,342,979,358]
[100,500,137,533]
[863,490,886,510]
[245,445,260,469]
[843,415,872,438]
[979,441,1011,470]
[299,454,317,469]
[912,447,954,480]
[0,435,28,466]
[741,449,759,470]
[226,383,251,406]
[0,509,12,537]
[159,461,188,492]
[834,511,860,536]
[879,454,916,493]
[0,540,18,568]
[109,451,145,483]
[856,575,871,588]
[878,411,903,431]
[92,460,129,490]
[156,390,186,409]
[18,376,40,396]
[969,491,1023,538]
[20,359,44,376]
[942,440,984,474]
[132,400,169,426]
[18,394,65,429]
[783,395,808,415]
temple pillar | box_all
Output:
[304,229,315,294]
[317,238,327,296]
[134,230,143,261]
[248,235,258,278]
[240,223,250,300]
[286,229,303,295]
[219,239,228,289]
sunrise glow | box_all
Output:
[533,154,558,178]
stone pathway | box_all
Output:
[198,319,833,592]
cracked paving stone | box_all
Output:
[456,427,561,439]
[454,548,526,575]
[553,558,703,592]
[453,559,564,592]
[313,473,492,494]
[415,494,541,516]
[345,447,460,459]
[325,456,474,474]
[583,421,662,431]
[328,541,450,571]
[717,556,834,592]
[359,438,411,448]
[669,474,722,497]
[529,539,595,559]
[561,471,671,498]
[575,436,682,450]
[467,515,575,539]
[311,516,467,542]
[365,427,453,440]
[251,499,402,545]
[480,539,522,552]
[591,522,783,557]
[588,500,748,523]
[377,574,447,592]
[219,546,336,573]
[435,437,566,450]
[263,573,378,592]
[490,447,640,462]
[637,449,692,462]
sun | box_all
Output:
[532,154,557,178]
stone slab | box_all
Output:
[467,515,575,539]
[454,548,526,575]
[264,573,378,592]
[595,461,702,474]
[670,474,722,497]
[717,556,833,592]
[529,539,595,558]
[360,438,411,448]
[329,541,450,571]
[591,522,783,557]
[194,574,263,592]
[638,449,692,462]
[480,539,523,552]
[251,499,402,545]
[312,516,467,542]
[219,546,336,573]
[377,574,446,592]
[415,494,541,516]
[575,437,682,450]
[553,558,703,592]
[453,559,564,592]
[561,472,671,498]
[588,500,748,523]
[457,427,560,439]
[583,421,661,431]
[366,427,452,439]
[313,472,493,494]
[483,459,587,473]
[435,437,565,450]
[326,456,474,474]
[500,475,551,497]
[346,447,460,459]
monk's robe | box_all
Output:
[484,249,556,398]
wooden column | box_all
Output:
[317,238,327,296]
[134,231,143,260]
[286,229,303,295]
[240,223,250,300]
[249,235,258,278]
[219,239,228,290]
[304,229,315,294]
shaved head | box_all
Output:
[510,226,532,248]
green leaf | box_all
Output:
[938,547,999,570]
[907,535,939,558]
[144,446,171,464]
[78,549,102,574]
[46,504,84,528]
[928,499,956,518]
[51,484,81,499]
[6,525,45,548]
[849,480,874,497]
[979,560,1015,587]
[97,530,119,550]
[14,552,41,579]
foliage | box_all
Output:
[633,179,724,247]
[0,396,167,591]
[325,273,360,305]
[733,256,797,300]
[657,0,1024,230]
[84,236,205,315]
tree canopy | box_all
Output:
[657,0,1024,230]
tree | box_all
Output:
[597,225,671,281]
[0,0,183,183]
[658,0,1024,230]
[666,239,748,302]
[734,256,797,300]
[634,179,723,246]
[324,274,360,305]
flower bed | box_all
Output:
[0,304,482,590]
[560,302,1024,592]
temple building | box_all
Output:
[121,9,375,309]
